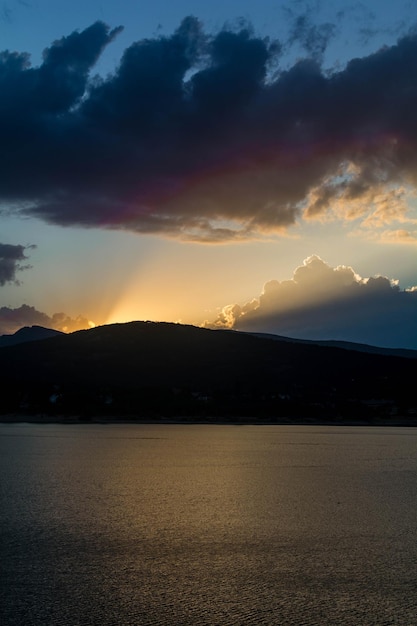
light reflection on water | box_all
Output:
[1,424,416,625]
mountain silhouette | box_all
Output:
[0,321,415,421]
[0,325,64,348]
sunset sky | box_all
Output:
[1,0,416,348]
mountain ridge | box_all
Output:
[0,321,415,421]
[0,325,64,348]
[245,331,417,359]
[2,322,416,358]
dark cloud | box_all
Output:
[0,242,33,285]
[0,17,417,241]
[205,256,417,349]
[286,9,337,62]
[0,304,94,335]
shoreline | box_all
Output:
[1,415,416,427]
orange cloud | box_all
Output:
[378,229,417,244]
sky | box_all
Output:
[0,0,416,349]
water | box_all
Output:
[1,424,416,625]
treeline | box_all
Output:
[1,379,415,422]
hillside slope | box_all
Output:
[0,322,415,420]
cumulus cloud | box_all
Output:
[205,256,417,349]
[0,304,94,335]
[0,17,417,241]
[0,242,33,285]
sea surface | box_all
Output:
[1,424,416,625]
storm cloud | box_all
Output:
[206,256,417,349]
[0,242,32,285]
[1,17,417,241]
[0,304,93,335]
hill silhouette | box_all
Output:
[0,321,415,422]
[0,325,64,348]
